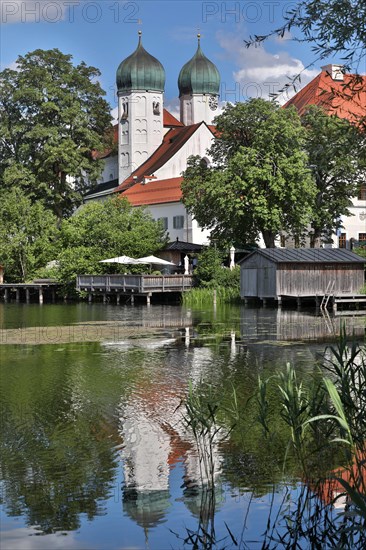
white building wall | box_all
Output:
[141,202,211,244]
[97,155,118,184]
[180,94,218,125]
[334,194,366,248]
[153,125,214,181]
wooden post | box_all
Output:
[262,298,267,307]
[244,298,249,306]
[146,293,151,306]
[51,289,56,303]
[116,294,120,305]
[39,287,43,305]
[130,294,134,305]
[16,289,20,303]
[277,296,282,308]
[297,297,301,309]
[26,288,30,303]
[4,288,9,302]
[88,293,92,303]
[103,293,107,304]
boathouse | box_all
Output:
[238,249,365,304]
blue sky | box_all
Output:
[1,0,342,116]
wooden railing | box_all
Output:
[76,274,194,293]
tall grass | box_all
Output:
[256,328,366,546]
[182,286,240,306]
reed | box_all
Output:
[182,286,240,306]
[258,329,366,545]
[179,330,366,547]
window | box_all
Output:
[173,216,184,229]
[121,101,128,120]
[358,185,366,200]
[338,233,346,248]
[359,233,366,245]
[158,217,168,230]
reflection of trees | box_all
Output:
[0,342,142,534]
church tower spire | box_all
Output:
[116,31,165,182]
[178,34,220,125]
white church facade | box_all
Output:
[85,31,220,246]
[85,33,366,250]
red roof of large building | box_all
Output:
[284,66,366,124]
[115,121,214,192]
[122,176,183,206]
[163,108,184,127]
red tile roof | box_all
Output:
[115,121,215,192]
[122,176,183,205]
[284,70,366,124]
[163,108,184,127]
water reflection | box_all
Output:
[0,303,365,548]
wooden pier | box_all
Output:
[243,293,366,314]
[76,274,194,305]
[332,294,366,314]
[0,280,59,304]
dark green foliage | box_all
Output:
[302,106,365,246]
[0,49,112,220]
[0,189,58,282]
[182,99,316,248]
[57,196,167,292]
[183,246,240,305]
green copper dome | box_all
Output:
[178,36,220,96]
[116,32,165,93]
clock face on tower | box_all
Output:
[208,95,218,110]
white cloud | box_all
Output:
[164,98,180,121]
[216,30,319,104]
[1,1,73,24]
[0,525,83,549]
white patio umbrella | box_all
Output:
[99,255,139,264]
[135,255,176,266]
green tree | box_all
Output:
[0,189,58,282]
[182,99,316,248]
[0,49,112,220]
[57,196,168,287]
[302,106,365,247]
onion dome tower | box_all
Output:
[178,34,220,125]
[116,31,166,182]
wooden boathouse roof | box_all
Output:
[238,248,365,264]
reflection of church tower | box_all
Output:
[116,31,165,181]
[178,34,220,125]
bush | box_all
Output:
[195,247,240,289]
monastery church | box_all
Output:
[85,32,366,249]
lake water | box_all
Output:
[1,302,365,549]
